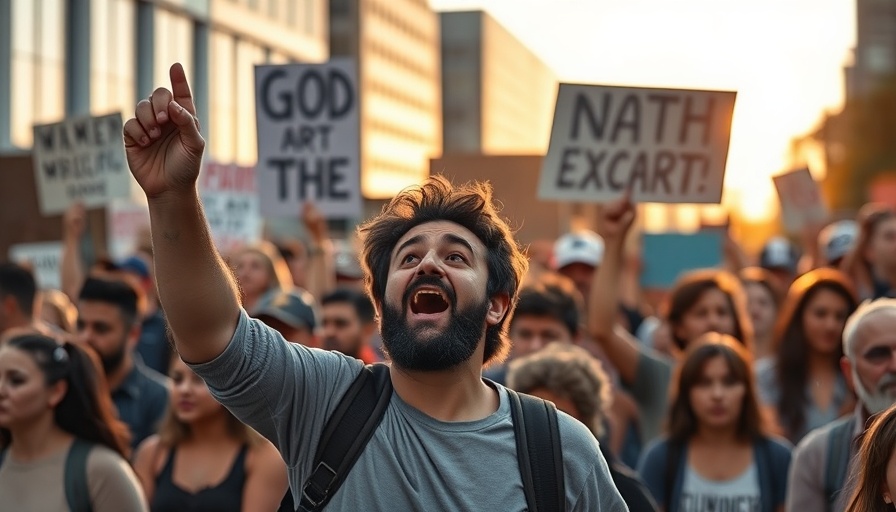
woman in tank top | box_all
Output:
[637,333,792,512]
[133,353,287,512]
[0,333,145,511]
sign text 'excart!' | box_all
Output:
[539,84,736,204]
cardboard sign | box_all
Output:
[254,59,361,219]
[773,168,828,233]
[106,199,150,260]
[9,242,64,290]
[640,232,723,288]
[539,84,736,204]
[32,113,131,215]
[199,162,262,252]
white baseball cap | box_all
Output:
[819,220,859,264]
[553,230,605,270]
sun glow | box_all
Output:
[431,0,855,223]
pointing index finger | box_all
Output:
[169,63,197,116]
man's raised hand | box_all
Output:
[123,63,205,199]
[596,189,636,245]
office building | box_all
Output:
[2,0,328,168]
[440,10,556,155]
[329,0,442,201]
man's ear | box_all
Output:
[486,293,511,326]
[841,356,856,393]
[127,322,141,350]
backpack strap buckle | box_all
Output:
[301,461,338,509]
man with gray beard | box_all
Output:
[786,299,896,512]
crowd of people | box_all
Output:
[4,62,896,511]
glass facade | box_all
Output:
[331,0,441,199]
[3,0,327,155]
[10,0,65,147]
[90,0,136,116]
[154,8,194,87]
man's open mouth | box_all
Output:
[410,288,450,315]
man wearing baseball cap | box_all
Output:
[553,230,605,301]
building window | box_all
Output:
[209,31,236,162]
[91,0,136,116]
[10,0,65,147]
[235,40,265,166]
[154,8,193,86]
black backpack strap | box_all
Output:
[64,438,94,512]
[299,363,393,511]
[508,389,565,512]
[824,417,855,511]
[663,441,683,512]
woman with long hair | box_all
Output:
[845,403,896,512]
[230,241,295,314]
[755,268,858,443]
[133,353,287,512]
[841,203,896,300]
[0,333,146,511]
[638,334,792,512]
[588,194,754,444]
[740,267,782,361]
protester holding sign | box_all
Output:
[539,84,736,205]
[588,192,753,444]
[254,60,362,220]
[122,63,626,510]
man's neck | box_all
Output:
[389,359,498,422]
[107,354,135,391]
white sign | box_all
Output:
[9,242,64,290]
[32,113,131,215]
[773,168,828,233]
[106,199,151,260]
[199,162,262,252]
[539,84,737,204]
[254,59,361,219]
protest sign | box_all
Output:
[539,84,736,204]
[32,113,131,215]
[640,232,723,288]
[254,58,361,219]
[772,168,828,233]
[199,162,262,252]
[106,199,150,261]
[9,242,64,290]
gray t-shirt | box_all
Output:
[189,310,628,511]
[632,349,674,443]
[680,461,760,512]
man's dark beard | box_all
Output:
[380,277,489,371]
[98,340,128,376]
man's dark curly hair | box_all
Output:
[358,175,529,366]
